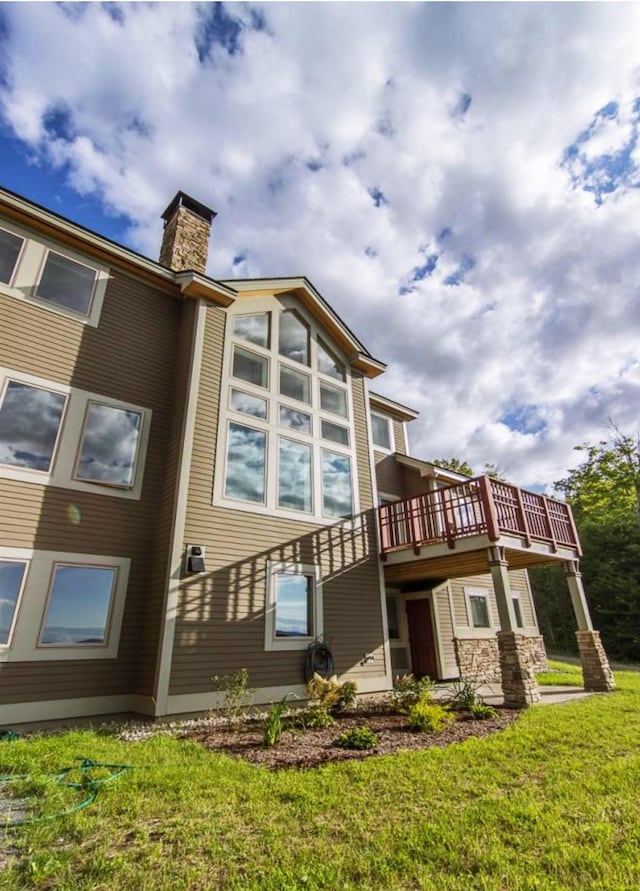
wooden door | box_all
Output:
[405,598,439,680]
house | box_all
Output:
[0,186,614,726]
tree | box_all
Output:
[531,426,640,661]
[432,457,474,476]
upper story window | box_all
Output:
[0,229,24,285]
[0,220,109,327]
[217,299,359,523]
[371,412,393,451]
[0,367,151,500]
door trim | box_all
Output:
[403,590,446,680]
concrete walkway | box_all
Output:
[434,682,596,707]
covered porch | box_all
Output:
[378,475,615,706]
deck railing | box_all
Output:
[378,475,581,556]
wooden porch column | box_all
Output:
[489,547,541,707]
[564,561,615,692]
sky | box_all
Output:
[1,2,639,492]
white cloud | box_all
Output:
[1,2,640,490]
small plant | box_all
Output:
[263,695,289,747]
[448,676,484,711]
[335,726,378,750]
[469,702,498,721]
[294,706,336,729]
[211,668,254,722]
[306,674,357,716]
[405,699,455,733]
[389,674,433,711]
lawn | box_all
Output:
[536,658,584,686]
[1,670,639,890]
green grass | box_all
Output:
[1,671,640,890]
[537,658,584,686]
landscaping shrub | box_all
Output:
[262,696,289,747]
[389,673,433,711]
[335,726,378,750]
[294,706,336,730]
[468,702,498,721]
[405,699,455,733]
[211,668,254,722]
[306,673,357,715]
[447,676,484,711]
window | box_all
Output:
[40,564,117,647]
[265,562,322,651]
[233,313,270,348]
[0,369,151,500]
[321,419,349,446]
[230,389,268,420]
[279,365,310,404]
[468,591,491,628]
[224,422,266,504]
[0,228,24,285]
[0,560,27,646]
[35,251,98,316]
[0,221,109,326]
[75,403,142,487]
[512,596,524,628]
[232,346,268,389]
[320,382,348,418]
[0,548,130,662]
[0,380,66,472]
[279,405,311,434]
[279,311,310,365]
[317,339,345,381]
[278,438,312,512]
[386,595,400,640]
[371,412,392,450]
[322,450,353,517]
[218,301,357,522]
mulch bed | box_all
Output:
[183,706,521,769]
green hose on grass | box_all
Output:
[0,757,134,828]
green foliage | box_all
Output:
[390,673,433,711]
[335,726,378,750]
[537,659,584,687]
[305,673,357,715]
[211,668,254,722]
[262,696,289,747]
[432,457,474,477]
[468,702,498,721]
[294,707,336,729]
[405,699,455,733]
[531,428,640,661]
[447,676,484,710]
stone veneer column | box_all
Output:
[576,630,616,692]
[497,631,542,707]
[489,547,541,707]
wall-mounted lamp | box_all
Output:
[185,544,206,574]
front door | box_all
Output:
[405,598,439,680]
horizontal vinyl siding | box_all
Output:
[0,266,181,705]
[170,304,385,696]
[374,453,405,498]
[392,419,407,455]
[434,586,458,677]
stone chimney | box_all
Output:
[159,191,216,273]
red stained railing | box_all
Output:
[378,476,581,556]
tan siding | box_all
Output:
[0,265,181,705]
[392,419,407,455]
[170,304,386,696]
[402,466,431,498]
[374,453,405,498]
[509,569,537,628]
[434,586,458,677]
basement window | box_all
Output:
[467,591,491,628]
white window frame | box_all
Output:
[214,294,360,524]
[0,218,109,327]
[370,411,395,453]
[0,367,151,500]
[264,561,323,652]
[464,587,494,630]
[0,226,27,288]
[0,557,29,649]
[512,594,524,629]
[0,547,130,661]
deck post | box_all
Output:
[564,561,615,692]
[478,476,500,541]
[489,548,541,707]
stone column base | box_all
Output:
[576,630,616,692]
[497,631,542,708]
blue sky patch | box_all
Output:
[195,3,243,62]
[43,104,75,142]
[444,254,475,286]
[364,246,377,258]
[233,253,245,266]
[306,159,322,172]
[453,92,472,117]
[499,404,547,436]
[437,226,452,241]
[412,253,438,281]
[368,186,388,208]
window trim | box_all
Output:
[264,561,323,651]
[370,411,394,453]
[0,226,26,288]
[512,595,524,629]
[38,562,119,649]
[0,558,29,649]
[0,548,130,662]
[464,587,493,629]
[0,367,151,500]
[0,217,109,327]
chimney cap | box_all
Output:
[161,191,217,225]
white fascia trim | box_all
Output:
[0,694,155,726]
[368,392,420,421]
[152,298,207,716]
